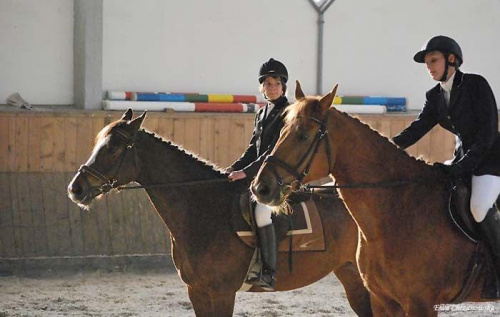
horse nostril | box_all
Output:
[68,182,82,196]
[256,183,271,198]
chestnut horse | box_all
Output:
[67,109,372,317]
[252,82,499,316]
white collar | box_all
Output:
[440,71,456,93]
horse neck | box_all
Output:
[133,131,232,242]
[135,130,222,185]
[331,112,424,180]
[327,110,440,237]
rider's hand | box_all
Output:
[228,170,247,181]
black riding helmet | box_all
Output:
[413,36,463,82]
[258,58,288,84]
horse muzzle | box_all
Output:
[251,178,288,207]
[67,173,101,207]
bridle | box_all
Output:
[77,128,139,197]
[264,110,333,191]
[76,128,230,201]
[263,109,435,193]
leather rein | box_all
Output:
[264,110,431,192]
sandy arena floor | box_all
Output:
[0,271,499,316]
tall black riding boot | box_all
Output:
[479,207,500,278]
[254,224,277,291]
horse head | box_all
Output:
[252,81,338,206]
[67,109,146,208]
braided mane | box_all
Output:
[138,129,227,178]
[285,96,431,168]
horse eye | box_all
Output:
[299,132,309,141]
[107,146,119,154]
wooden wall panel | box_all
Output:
[214,117,230,167]
[0,117,9,171]
[135,189,157,254]
[64,172,84,256]
[76,117,94,168]
[41,174,70,256]
[16,173,35,257]
[157,117,174,141]
[429,126,445,163]
[200,117,215,162]
[80,196,106,256]
[378,120,392,139]
[40,117,56,172]
[120,189,146,255]
[27,117,41,172]
[53,117,66,172]
[228,118,246,167]
[64,117,78,172]
[0,173,15,257]
[95,202,112,256]
[54,173,72,255]
[172,118,186,146]
[29,174,49,256]
[8,119,16,172]
[2,110,498,260]
[244,117,254,148]
[107,191,128,255]
[184,118,201,154]
[417,133,432,161]
[9,173,23,257]
[15,117,29,172]
[142,117,159,135]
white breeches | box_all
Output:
[255,203,273,227]
[470,174,500,222]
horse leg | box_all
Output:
[404,298,438,317]
[369,292,405,317]
[187,286,236,317]
[334,263,373,317]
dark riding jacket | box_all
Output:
[393,70,500,176]
[231,96,289,179]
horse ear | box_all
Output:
[295,80,305,100]
[319,84,339,113]
[128,111,147,131]
[121,108,133,121]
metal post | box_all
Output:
[317,12,324,95]
[307,0,336,95]
[74,0,103,110]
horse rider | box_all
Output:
[226,58,290,291]
[392,35,500,277]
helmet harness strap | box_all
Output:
[439,52,457,82]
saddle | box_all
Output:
[447,179,500,301]
[231,189,325,252]
[449,180,479,242]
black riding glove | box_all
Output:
[433,162,461,178]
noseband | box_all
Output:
[265,110,332,191]
[78,128,138,197]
